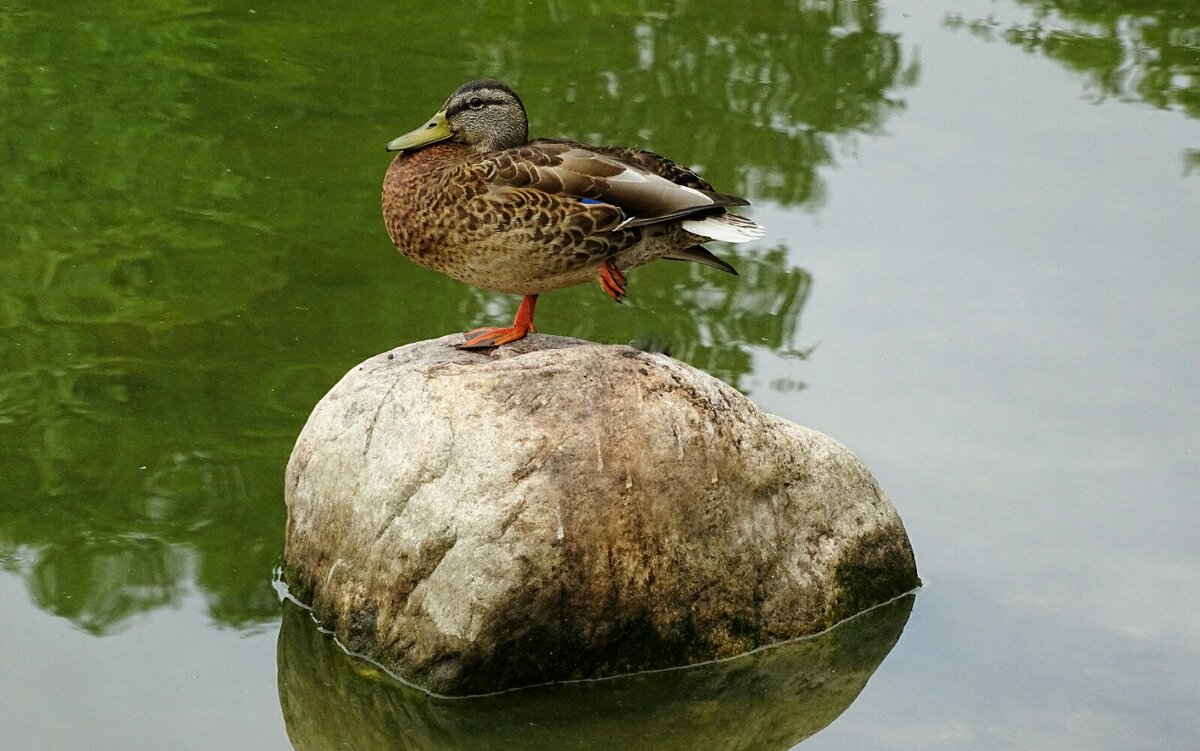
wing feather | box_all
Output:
[484,141,747,229]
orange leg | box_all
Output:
[459,294,538,349]
[598,259,627,302]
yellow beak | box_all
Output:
[386,110,451,152]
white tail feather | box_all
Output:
[681,213,765,243]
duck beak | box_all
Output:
[386,110,451,152]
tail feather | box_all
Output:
[662,246,738,275]
[681,213,765,243]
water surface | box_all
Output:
[1,1,1198,749]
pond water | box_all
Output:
[2,1,1198,749]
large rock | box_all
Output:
[284,334,917,696]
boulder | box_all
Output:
[284,334,917,696]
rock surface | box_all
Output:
[284,334,917,696]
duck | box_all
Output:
[381,79,764,349]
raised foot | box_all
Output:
[598,259,628,302]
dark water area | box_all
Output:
[1,1,1197,748]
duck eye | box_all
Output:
[468,97,484,110]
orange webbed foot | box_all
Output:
[598,259,628,302]
[457,294,538,350]
[460,325,532,349]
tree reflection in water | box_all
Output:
[947,1,1200,170]
[0,1,916,632]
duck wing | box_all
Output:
[485,140,746,229]
[530,138,727,193]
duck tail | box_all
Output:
[681,212,765,243]
[662,247,739,275]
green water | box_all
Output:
[0,0,879,637]
[2,1,1199,749]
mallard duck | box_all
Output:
[382,79,764,348]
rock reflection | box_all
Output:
[277,595,913,751]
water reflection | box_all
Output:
[0,1,916,631]
[946,1,1200,169]
[277,595,913,751]
[459,244,813,388]
[28,536,183,634]
[378,0,917,386]
[507,0,919,207]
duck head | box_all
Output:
[386,79,529,154]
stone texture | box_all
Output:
[284,334,917,696]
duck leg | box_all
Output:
[460,294,538,349]
[598,259,627,302]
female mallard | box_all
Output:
[382,79,764,348]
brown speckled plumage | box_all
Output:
[381,79,764,346]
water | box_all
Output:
[2,1,1198,749]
